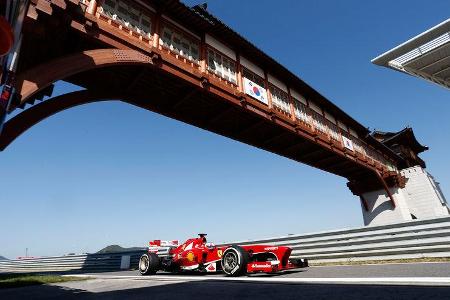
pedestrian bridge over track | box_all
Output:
[1,0,443,224]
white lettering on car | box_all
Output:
[263,247,278,251]
[252,264,272,268]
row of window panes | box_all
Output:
[98,3,393,169]
[355,140,393,170]
[366,148,380,164]
[207,49,237,84]
[352,135,394,169]
[161,24,200,63]
[101,0,152,38]
[294,99,333,136]
[310,110,328,133]
[101,0,362,151]
[351,137,366,154]
[344,128,394,170]
[292,98,392,169]
[270,86,291,114]
[243,70,392,169]
[327,122,341,141]
[293,100,310,124]
[98,2,391,170]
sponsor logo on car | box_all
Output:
[263,247,278,251]
[252,263,272,268]
[217,249,223,258]
[207,263,216,272]
[186,251,195,262]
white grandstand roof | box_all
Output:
[372,18,450,90]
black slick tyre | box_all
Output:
[290,258,309,268]
[139,253,160,275]
[221,245,249,277]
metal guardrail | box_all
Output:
[2,217,450,273]
[228,216,450,263]
[0,250,146,273]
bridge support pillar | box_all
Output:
[348,172,413,226]
[359,187,412,226]
[349,166,450,226]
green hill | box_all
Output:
[96,245,143,254]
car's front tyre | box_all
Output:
[221,245,249,277]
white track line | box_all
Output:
[65,274,450,286]
[311,261,450,268]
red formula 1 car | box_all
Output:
[138,234,308,277]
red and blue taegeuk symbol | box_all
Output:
[252,86,261,96]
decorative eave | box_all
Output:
[372,127,429,154]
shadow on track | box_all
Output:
[1,278,449,300]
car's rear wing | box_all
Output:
[149,240,179,247]
[148,240,179,257]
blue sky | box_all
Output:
[1,0,449,259]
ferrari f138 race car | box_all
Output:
[139,234,308,277]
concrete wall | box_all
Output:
[400,166,449,219]
[361,166,449,226]
[361,187,412,226]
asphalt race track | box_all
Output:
[2,263,450,299]
[98,262,450,278]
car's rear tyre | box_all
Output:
[139,253,160,275]
[221,245,249,277]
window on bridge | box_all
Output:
[366,146,382,165]
[161,23,200,64]
[327,120,341,142]
[352,137,367,156]
[324,112,340,142]
[270,85,291,116]
[346,128,366,155]
[292,98,310,124]
[309,107,328,135]
[100,0,153,39]
[207,48,237,84]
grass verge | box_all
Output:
[310,257,450,266]
[0,273,89,289]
